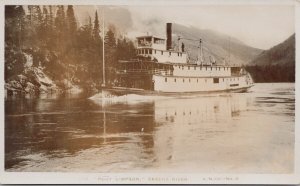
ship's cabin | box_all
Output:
[137,36,166,51]
[136,35,188,64]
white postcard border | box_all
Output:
[0,0,299,184]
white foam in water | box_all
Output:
[89,92,170,104]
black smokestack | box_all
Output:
[166,23,172,50]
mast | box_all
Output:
[200,39,203,63]
[198,39,204,64]
[102,8,106,87]
[178,36,181,52]
[228,36,231,65]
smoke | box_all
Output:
[74,5,171,41]
[74,6,133,38]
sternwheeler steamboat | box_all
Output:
[104,23,253,95]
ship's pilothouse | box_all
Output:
[135,23,217,67]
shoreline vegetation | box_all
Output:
[5,6,295,97]
[245,65,295,83]
[5,5,136,96]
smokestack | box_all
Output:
[166,23,172,50]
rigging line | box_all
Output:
[179,37,220,60]
[180,37,213,47]
[183,42,215,57]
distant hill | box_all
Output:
[250,34,295,66]
[172,24,262,65]
[245,34,295,82]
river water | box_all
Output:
[5,83,295,173]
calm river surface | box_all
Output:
[5,83,295,173]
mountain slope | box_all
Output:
[250,34,295,66]
[172,24,262,65]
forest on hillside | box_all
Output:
[245,34,295,83]
[5,5,136,94]
[245,65,295,83]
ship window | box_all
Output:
[165,78,167,82]
[169,52,171,56]
[224,67,225,70]
[161,51,163,55]
[213,78,219,83]
[149,50,152,54]
[219,67,220,71]
[174,78,176,82]
[178,53,179,56]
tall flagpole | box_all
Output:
[102,8,106,88]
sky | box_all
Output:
[127,5,295,50]
[72,3,295,50]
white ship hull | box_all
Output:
[153,74,253,93]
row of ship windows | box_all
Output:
[137,49,183,56]
[164,77,239,83]
[177,66,230,71]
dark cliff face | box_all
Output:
[251,34,295,66]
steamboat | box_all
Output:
[105,23,253,95]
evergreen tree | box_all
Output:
[116,37,136,60]
[27,5,33,24]
[35,6,43,24]
[93,10,100,40]
[66,5,77,42]
[54,5,66,52]
[105,29,117,83]
[40,6,49,45]
[88,16,93,36]
[5,6,26,49]
[47,5,55,49]
[5,6,26,80]
[105,29,116,49]
[48,5,54,29]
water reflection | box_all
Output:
[5,83,294,173]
